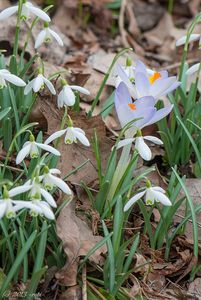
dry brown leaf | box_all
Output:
[59,285,82,300]
[56,199,106,286]
[188,278,201,299]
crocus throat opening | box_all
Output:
[149,72,161,85]
[128,103,136,110]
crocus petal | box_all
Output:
[16,143,31,164]
[135,137,152,161]
[135,72,151,98]
[40,188,57,207]
[49,174,72,195]
[70,85,90,95]
[124,191,146,211]
[143,136,163,145]
[34,29,47,48]
[116,138,134,149]
[135,60,148,77]
[145,105,173,126]
[48,28,63,46]
[9,185,32,197]
[115,82,133,108]
[150,77,177,99]
[28,5,50,22]
[2,73,26,87]
[0,6,18,20]
[45,129,66,145]
[33,75,44,92]
[162,81,181,96]
[36,142,61,156]
[0,202,7,219]
[176,34,200,47]
[151,189,172,206]
[72,129,90,146]
[43,77,56,95]
[186,63,200,76]
[24,79,34,95]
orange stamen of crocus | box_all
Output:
[149,72,161,85]
[128,103,136,110]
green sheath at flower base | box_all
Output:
[2,186,9,199]
[126,57,132,67]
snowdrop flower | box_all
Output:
[117,130,163,161]
[57,79,90,108]
[35,22,63,48]
[0,185,37,219]
[0,1,50,22]
[124,180,172,211]
[24,69,56,95]
[186,62,200,76]
[29,200,55,219]
[16,134,61,165]
[176,34,201,47]
[40,166,72,195]
[115,82,173,136]
[45,117,90,147]
[117,60,180,101]
[0,69,26,89]
[115,57,135,87]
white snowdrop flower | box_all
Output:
[176,34,201,47]
[0,1,50,22]
[116,131,163,161]
[35,22,63,49]
[30,200,55,219]
[57,79,90,108]
[40,166,72,195]
[24,70,56,95]
[186,63,200,76]
[0,185,36,219]
[16,134,61,165]
[27,178,57,208]
[0,69,26,89]
[124,181,172,211]
[45,116,90,147]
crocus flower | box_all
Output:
[0,69,26,89]
[16,134,61,165]
[0,1,50,22]
[124,181,172,211]
[115,82,173,132]
[0,185,38,219]
[24,70,56,95]
[57,79,90,108]
[35,22,63,48]
[40,166,72,195]
[176,34,201,47]
[117,60,180,101]
[45,118,90,147]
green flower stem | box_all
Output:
[13,0,23,57]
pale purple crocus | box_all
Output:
[116,60,180,102]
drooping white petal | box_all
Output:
[176,34,200,47]
[40,188,57,207]
[2,73,26,87]
[124,191,146,211]
[0,6,18,21]
[135,137,152,161]
[72,128,90,146]
[70,85,90,95]
[186,63,200,76]
[36,142,61,156]
[16,143,31,164]
[152,186,166,193]
[48,28,64,46]
[49,174,72,195]
[9,185,32,197]
[24,79,34,95]
[34,29,47,48]
[151,189,172,206]
[49,168,61,175]
[0,202,7,219]
[45,129,66,145]
[43,77,56,95]
[116,138,134,150]
[13,201,43,214]
[143,136,163,145]
[64,128,75,144]
[37,201,55,220]
[63,85,76,106]
[28,5,51,22]
[33,75,44,92]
